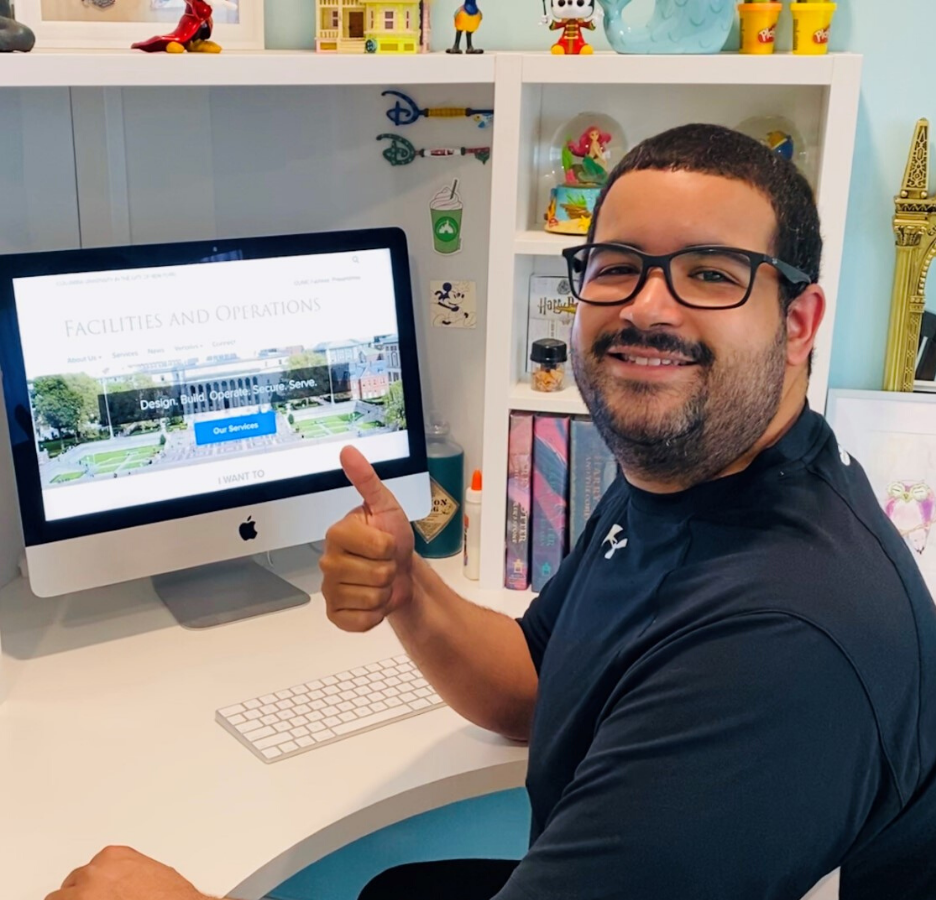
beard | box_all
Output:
[572,321,787,488]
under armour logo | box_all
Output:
[602,524,627,559]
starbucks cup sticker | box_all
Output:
[430,180,463,255]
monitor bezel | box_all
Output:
[0,227,427,548]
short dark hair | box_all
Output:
[588,123,822,312]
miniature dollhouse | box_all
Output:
[316,0,426,54]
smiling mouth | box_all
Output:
[607,351,695,368]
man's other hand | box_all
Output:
[45,845,209,900]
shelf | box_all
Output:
[508,381,588,416]
[0,49,859,91]
[520,51,850,86]
[514,230,580,257]
[0,49,497,88]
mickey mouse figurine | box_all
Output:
[541,0,597,55]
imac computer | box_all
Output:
[0,228,430,627]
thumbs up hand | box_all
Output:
[320,446,416,632]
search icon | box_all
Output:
[351,255,360,263]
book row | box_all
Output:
[505,411,618,592]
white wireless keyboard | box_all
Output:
[215,654,445,763]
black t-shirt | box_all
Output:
[496,408,936,900]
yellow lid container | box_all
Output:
[791,2,837,56]
[738,3,783,55]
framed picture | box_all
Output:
[827,389,936,592]
[16,0,264,50]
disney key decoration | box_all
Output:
[382,90,493,129]
[378,134,491,166]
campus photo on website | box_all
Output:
[12,248,409,522]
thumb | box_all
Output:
[340,445,402,517]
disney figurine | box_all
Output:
[542,0,596,55]
[131,0,221,53]
[447,0,483,55]
[545,114,624,235]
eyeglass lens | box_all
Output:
[572,246,756,308]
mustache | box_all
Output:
[590,326,715,366]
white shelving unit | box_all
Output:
[0,50,863,595]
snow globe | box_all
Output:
[543,112,627,236]
[735,115,815,186]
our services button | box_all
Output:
[194,410,277,446]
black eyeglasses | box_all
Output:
[561,243,813,310]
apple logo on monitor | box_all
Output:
[239,516,258,541]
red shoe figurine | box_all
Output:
[132,0,221,53]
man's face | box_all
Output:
[572,168,791,487]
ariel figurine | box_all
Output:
[565,125,612,184]
[132,0,221,53]
[544,114,624,235]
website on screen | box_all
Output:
[12,248,409,521]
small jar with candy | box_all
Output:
[531,338,568,393]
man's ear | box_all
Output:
[785,285,825,367]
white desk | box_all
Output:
[0,549,531,900]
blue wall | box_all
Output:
[262,2,934,896]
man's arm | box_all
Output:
[492,613,887,900]
[388,557,538,741]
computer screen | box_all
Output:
[0,229,429,601]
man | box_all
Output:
[48,125,936,900]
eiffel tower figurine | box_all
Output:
[884,119,936,392]
[0,0,36,52]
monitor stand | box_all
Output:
[152,546,323,629]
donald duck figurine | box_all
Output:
[447,0,483,54]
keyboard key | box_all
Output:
[323,686,340,696]
[275,690,293,700]
[261,714,278,725]
[333,706,406,735]
[371,701,388,712]
[385,677,401,687]
[383,667,400,677]
[365,663,382,673]
[244,710,263,721]
[410,698,430,710]
[311,700,327,711]
[312,729,337,742]
[293,715,309,726]
[321,676,338,686]
[356,707,372,718]
[354,686,371,697]
[280,741,299,754]
[336,671,353,681]
[276,699,295,710]
[260,704,277,714]
[413,678,428,689]
[304,680,323,691]
[351,667,368,677]
[308,711,324,722]
[370,690,386,701]
[277,711,293,722]
[385,697,403,707]
[219,704,246,717]
[247,726,275,742]
[339,690,356,701]
[236,720,264,734]
[337,701,354,712]
[274,722,292,733]
[293,704,311,715]
[353,697,370,708]
[322,706,340,717]
[414,688,431,698]
[308,690,325,700]
[339,711,358,723]
[292,726,310,738]
[256,732,294,751]
[308,721,326,733]
[259,694,277,704]
[296,736,315,748]
[262,747,282,759]
[228,713,246,725]
[393,655,408,664]
[399,692,417,703]
[324,716,341,727]
[243,699,262,710]
[427,694,442,705]
[384,686,400,697]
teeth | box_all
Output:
[620,354,684,367]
